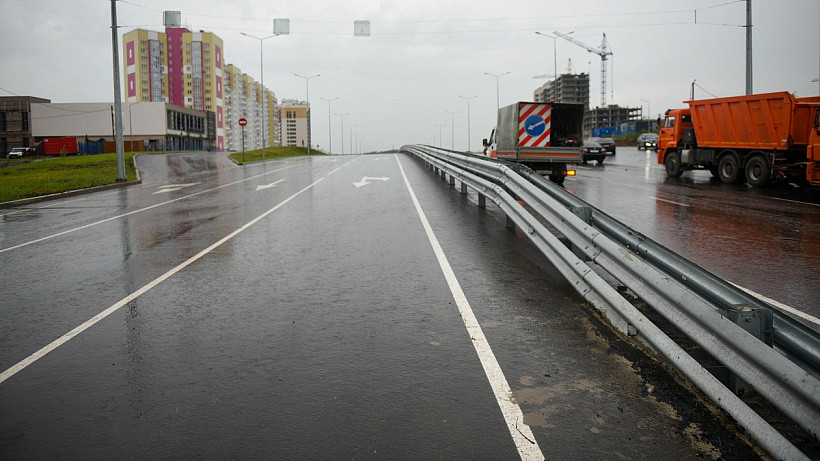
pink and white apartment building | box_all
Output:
[123,19,225,150]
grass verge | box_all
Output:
[0,152,138,203]
[228,146,327,164]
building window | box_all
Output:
[140,40,147,45]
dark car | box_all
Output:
[636,133,658,150]
[590,136,616,154]
[582,139,606,165]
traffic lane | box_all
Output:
[399,154,749,459]
[0,154,520,459]
[0,156,350,371]
[566,147,820,317]
[0,153,303,250]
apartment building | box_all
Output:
[122,11,225,150]
[278,100,310,148]
[533,73,590,109]
[223,64,279,152]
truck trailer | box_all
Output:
[657,91,820,187]
[483,101,584,186]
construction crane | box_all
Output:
[554,31,612,107]
[533,59,574,80]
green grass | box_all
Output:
[229,146,327,164]
[0,152,138,203]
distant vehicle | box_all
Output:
[636,133,658,150]
[7,147,31,159]
[658,91,820,187]
[590,136,616,154]
[483,101,584,186]
[582,139,606,165]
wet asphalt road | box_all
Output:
[565,147,820,321]
[0,151,764,459]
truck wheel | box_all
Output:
[717,154,742,184]
[664,152,683,177]
[745,155,770,187]
[548,174,565,187]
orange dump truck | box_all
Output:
[658,91,820,186]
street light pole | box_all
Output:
[640,99,650,119]
[535,31,558,78]
[459,95,477,152]
[241,32,277,159]
[445,110,459,150]
[336,113,348,154]
[435,123,446,148]
[348,124,357,155]
[320,97,339,154]
[295,73,320,154]
[484,71,510,112]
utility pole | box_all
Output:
[445,110,459,150]
[110,0,126,181]
[745,0,753,94]
[459,95,477,152]
[320,97,339,154]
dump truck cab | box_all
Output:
[657,108,693,174]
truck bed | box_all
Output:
[687,91,804,151]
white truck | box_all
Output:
[483,101,584,186]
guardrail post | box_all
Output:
[461,182,468,194]
[478,194,486,208]
[449,175,455,186]
[723,307,774,394]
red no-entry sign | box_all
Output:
[238,118,248,126]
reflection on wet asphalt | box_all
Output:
[566,147,820,318]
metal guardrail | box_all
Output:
[401,145,819,461]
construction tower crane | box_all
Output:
[553,31,612,107]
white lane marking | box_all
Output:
[730,282,820,326]
[767,196,820,208]
[255,179,286,191]
[0,164,299,254]
[0,177,325,385]
[153,183,201,194]
[352,176,390,188]
[328,167,341,176]
[651,196,690,207]
[395,155,544,461]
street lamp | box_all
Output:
[435,123,446,148]
[335,113,349,154]
[294,73,320,154]
[484,71,510,112]
[459,95,477,152]
[347,124,357,155]
[320,97,339,154]
[640,99,651,119]
[241,32,277,159]
[127,101,142,152]
[535,31,558,78]
[445,110,459,150]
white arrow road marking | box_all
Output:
[353,176,390,188]
[527,119,546,131]
[255,179,286,191]
[153,183,200,194]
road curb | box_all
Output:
[0,156,143,209]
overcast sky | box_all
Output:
[2,0,818,152]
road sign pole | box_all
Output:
[242,125,245,163]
